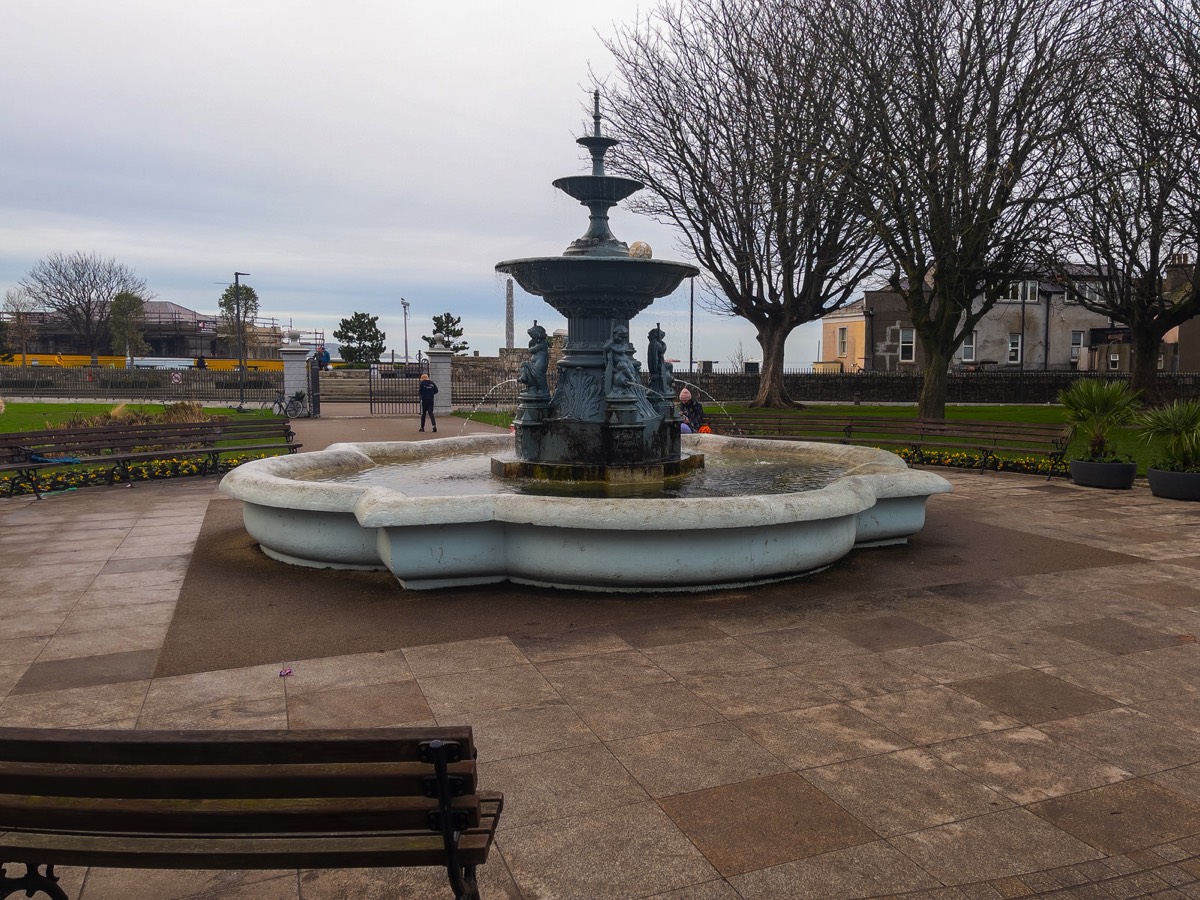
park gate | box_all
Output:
[368,362,426,414]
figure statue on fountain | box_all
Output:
[603,325,639,397]
[647,324,673,399]
[517,321,550,397]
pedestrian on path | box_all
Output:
[418,373,438,432]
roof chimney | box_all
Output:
[1165,252,1192,295]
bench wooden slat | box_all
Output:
[700,410,1067,476]
[0,794,501,869]
[0,793,481,834]
[0,759,477,799]
[0,726,474,764]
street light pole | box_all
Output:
[234,272,250,409]
[401,298,410,365]
[688,276,695,373]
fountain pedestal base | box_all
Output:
[490,451,704,487]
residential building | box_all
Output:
[820,279,1119,372]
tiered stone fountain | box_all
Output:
[219,97,951,592]
[493,93,699,484]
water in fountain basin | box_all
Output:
[302,447,843,499]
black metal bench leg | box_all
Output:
[13,468,42,500]
[444,861,480,900]
[0,863,70,899]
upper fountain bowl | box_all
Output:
[552,174,644,205]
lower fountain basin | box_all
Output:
[219,433,951,592]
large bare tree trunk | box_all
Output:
[752,326,794,407]
[918,347,951,419]
[1130,329,1163,405]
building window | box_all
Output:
[1158,352,1165,370]
[961,332,976,362]
[899,328,915,362]
[1070,331,1084,361]
[1000,280,1038,303]
[837,326,848,358]
[1068,281,1102,305]
[1109,353,1120,371]
[1008,333,1022,364]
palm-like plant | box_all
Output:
[1058,379,1142,460]
[1138,399,1200,472]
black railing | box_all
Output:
[5,364,1199,408]
[368,362,428,414]
[0,366,282,404]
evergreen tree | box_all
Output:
[421,312,469,354]
[333,312,387,364]
[217,283,261,357]
[108,290,150,359]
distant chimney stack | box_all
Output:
[1165,252,1193,294]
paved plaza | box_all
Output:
[1,409,1199,899]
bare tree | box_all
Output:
[602,0,882,406]
[19,252,150,361]
[2,287,40,365]
[830,0,1101,417]
[1049,0,1200,402]
[728,341,748,371]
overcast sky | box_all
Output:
[1,0,824,366]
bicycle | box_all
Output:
[265,389,310,419]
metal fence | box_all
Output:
[0,366,283,405]
[450,366,1200,408]
[654,370,1200,405]
[451,365,556,410]
[6,364,1200,410]
[368,362,427,414]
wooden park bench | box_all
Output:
[0,418,300,498]
[704,410,1068,476]
[0,726,503,900]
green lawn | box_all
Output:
[0,402,267,433]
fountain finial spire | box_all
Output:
[549,90,645,256]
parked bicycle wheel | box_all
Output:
[284,397,306,418]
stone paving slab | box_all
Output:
[1,430,1198,898]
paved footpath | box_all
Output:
[1,416,1199,899]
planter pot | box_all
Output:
[1147,467,1200,501]
[1070,459,1137,490]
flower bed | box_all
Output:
[893,446,1068,477]
[0,454,271,497]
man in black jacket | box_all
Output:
[418,374,438,432]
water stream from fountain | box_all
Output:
[455,379,520,436]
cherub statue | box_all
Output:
[517,321,550,396]
[647,324,673,397]
[603,324,638,397]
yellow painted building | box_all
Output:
[819,312,870,371]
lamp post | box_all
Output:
[234,272,250,409]
[688,276,695,373]
[401,298,410,365]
